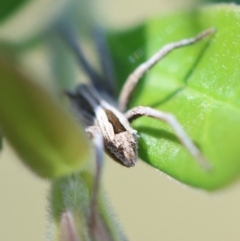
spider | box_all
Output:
[59,25,214,235]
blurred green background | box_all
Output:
[1,0,240,241]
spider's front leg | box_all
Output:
[125,106,211,170]
[85,126,104,236]
[118,28,215,111]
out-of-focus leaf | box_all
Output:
[108,4,240,190]
[206,0,240,3]
[0,59,90,178]
[0,0,95,49]
[0,129,2,151]
[0,0,30,22]
[0,0,68,47]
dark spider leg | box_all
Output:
[93,26,116,97]
[57,23,103,88]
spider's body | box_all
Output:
[64,28,214,171]
[67,84,138,167]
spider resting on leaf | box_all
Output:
[60,25,214,235]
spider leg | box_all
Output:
[119,28,215,111]
[85,126,104,233]
[125,106,211,170]
[57,23,103,88]
[93,26,116,97]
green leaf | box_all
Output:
[108,4,240,190]
[0,0,30,22]
[0,0,95,49]
[0,58,90,178]
[0,129,2,151]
